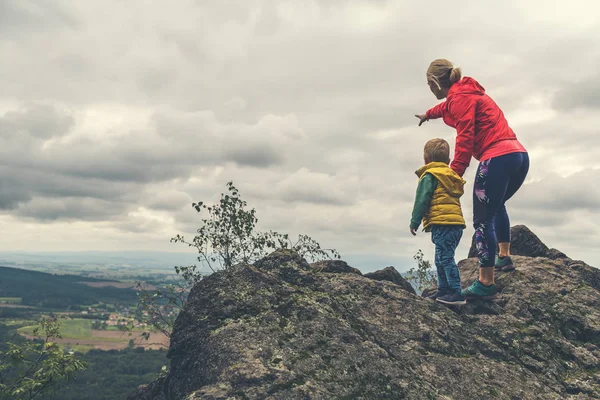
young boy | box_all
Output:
[409,138,467,305]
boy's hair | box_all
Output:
[424,138,450,163]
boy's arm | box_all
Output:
[410,174,438,231]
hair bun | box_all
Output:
[449,66,462,84]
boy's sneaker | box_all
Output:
[436,291,466,305]
[495,256,515,272]
[461,280,498,300]
[426,289,449,300]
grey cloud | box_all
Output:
[0,104,303,221]
[136,66,176,95]
[497,172,600,233]
[55,53,89,79]
[552,76,600,111]
[2,104,300,177]
[509,208,569,229]
[23,169,141,200]
[0,185,31,210]
[279,190,350,206]
[0,104,74,139]
[0,165,144,211]
[14,196,130,221]
[145,190,193,212]
[514,116,599,158]
[224,146,282,168]
[0,1,78,35]
[346,102,416,138]
[273,167,362,206]
[112,216,165,234]
[511,173,600,214]
[253,1,281,37]
[0,1,587,115]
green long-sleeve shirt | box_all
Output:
[410,174,438,231]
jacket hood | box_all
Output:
[448,76,485,97]
[416,162,466,198]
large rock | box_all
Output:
[364,266,416,295]
[468,224,569,260]
[130,246,600,400]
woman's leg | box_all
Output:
[473,156,513,285]
[496,153,530,257]
[498,242,511,258]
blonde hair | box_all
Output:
[426,59,462,90]
[424,138,450,163]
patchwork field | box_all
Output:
[78,281,159,290]
[0,304,33,308]
[0,297,33,308]
[0,297,23,304]
[18,318,169,351]
[78,281,136,289]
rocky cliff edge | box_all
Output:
[130,226,600,400]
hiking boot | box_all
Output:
[461,280,498,300]
[495,256,515,272]
[426,289,449,300]
[436,291,466,305]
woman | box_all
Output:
[415,59,529,300]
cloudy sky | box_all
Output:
[1,0,599,272]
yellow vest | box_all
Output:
[416,162,466,231]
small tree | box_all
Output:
[405,249,437,293]
[0,318,86,400]
[171,181,340,278]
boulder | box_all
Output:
[364,266,416,295]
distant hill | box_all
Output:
[0,266,138,309]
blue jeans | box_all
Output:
[431,225,463,293]
[473,152,530,267]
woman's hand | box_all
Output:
[415,114,428,126]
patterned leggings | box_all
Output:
[473,152,530,267]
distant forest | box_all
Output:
[0,326,166,400]
[40,348,167,400]
[0,266,138,308]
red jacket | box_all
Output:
[425,77,526,177]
